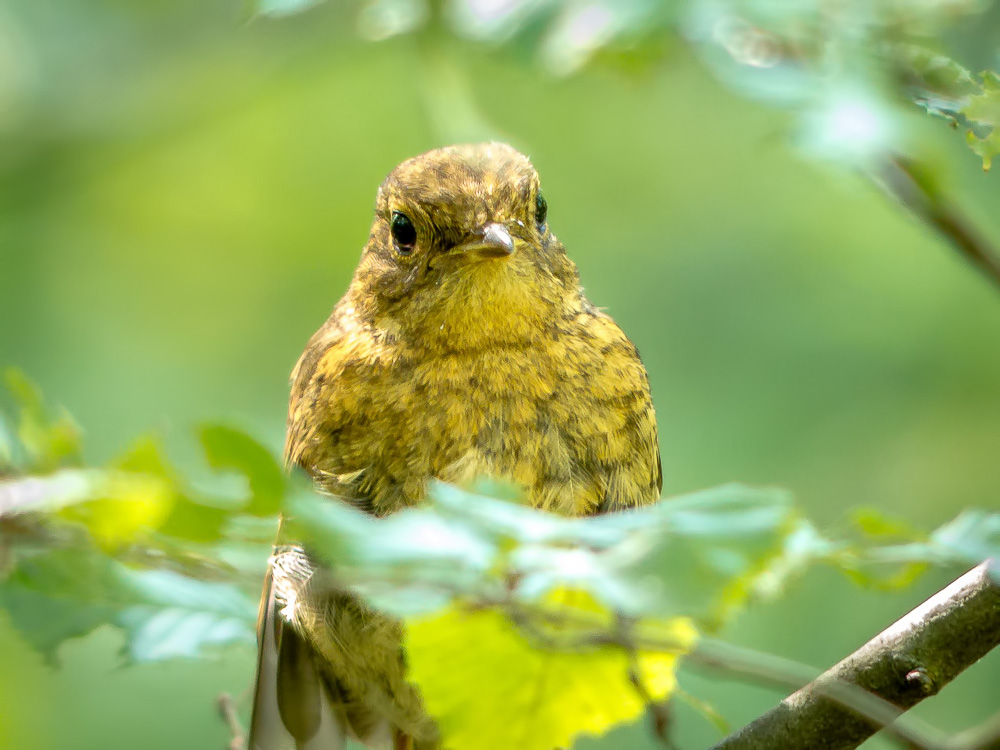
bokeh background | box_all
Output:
[1,1,999,748]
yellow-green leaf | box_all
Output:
[404,603,697,750]
[4,368,82,472]
[58,471,174,550]
[960,71,1000,170]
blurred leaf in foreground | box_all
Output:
[929,510,1000,578]
[289,482,804,745]
[839,507,929,590]
[56,445,175,550]
[199,424,285,517]
[620,484,808,625]
[841,507,1000,586]
[0,546,256,663]
[292,482,819,624]
[962,71,1000,170]
[2,369,82,473]
[120,436,234,545]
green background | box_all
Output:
[1,1,998,748]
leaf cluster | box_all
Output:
[1,371,996,748]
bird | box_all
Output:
[249,142,661,750]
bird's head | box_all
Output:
[348,143,581,349]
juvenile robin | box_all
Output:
[250,143,661,750]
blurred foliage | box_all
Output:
[256,0,1000,170]
[3,0,1000,747]
[1,374,996,749]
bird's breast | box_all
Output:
[363,335,586,512]
[301,307,657,517]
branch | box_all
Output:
[872,157,1000,291]
[217,693,246,750]
[710,561,1000,750]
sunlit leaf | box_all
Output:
[447,0,541,43]
[963,71,1000,126]
[0,444,174,549]
[109,437,234,544]
[57,472,174,550]
[836,507,929,589]
[0,468,170,546]
[965,126,1000,170]
[115,567,257,661]
[3,369,82,472]
[960,70,1000,169]
[852,507,925,540]
[404,599,697,750]
[0,470,94,517]
[0,413,15,476]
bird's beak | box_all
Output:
[453,223,516,260]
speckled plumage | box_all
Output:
[251,143,661,750]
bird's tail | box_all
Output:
[248,548,348,750]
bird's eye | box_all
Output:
[535,192,548,229]
[390,211,417,253]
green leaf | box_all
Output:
[851,507,925,540]
[837,507,928,589]
[112,437,235,544]
[623,484,809,625]
[928,509,1000,574]
[3,369,82,472]
[289,486,497,613]
[841,509,999,587]
[0,413,15,476]
[0,546,256,663]
[0,448,174,550]
[58,479,173,550]
[200,424,284,516]
[963,71,1000,125]
[897,44,976,121]
[404,601,696,750]
[0,469,170,539]
[294,482,813,628]
[965,128,1000,171]
[960,71,1000,169]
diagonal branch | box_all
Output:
[710,561,1000,750]
[872,157,1000,291]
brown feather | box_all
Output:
[253,143,661,748]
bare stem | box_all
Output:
[872,157,1000,291]
[218,692,246,750]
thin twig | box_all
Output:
[872,156,1000,290]
[690,638,949,749]
[948,710,1000,750]
[218,692,246,750]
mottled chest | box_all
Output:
[377,342,564,475]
